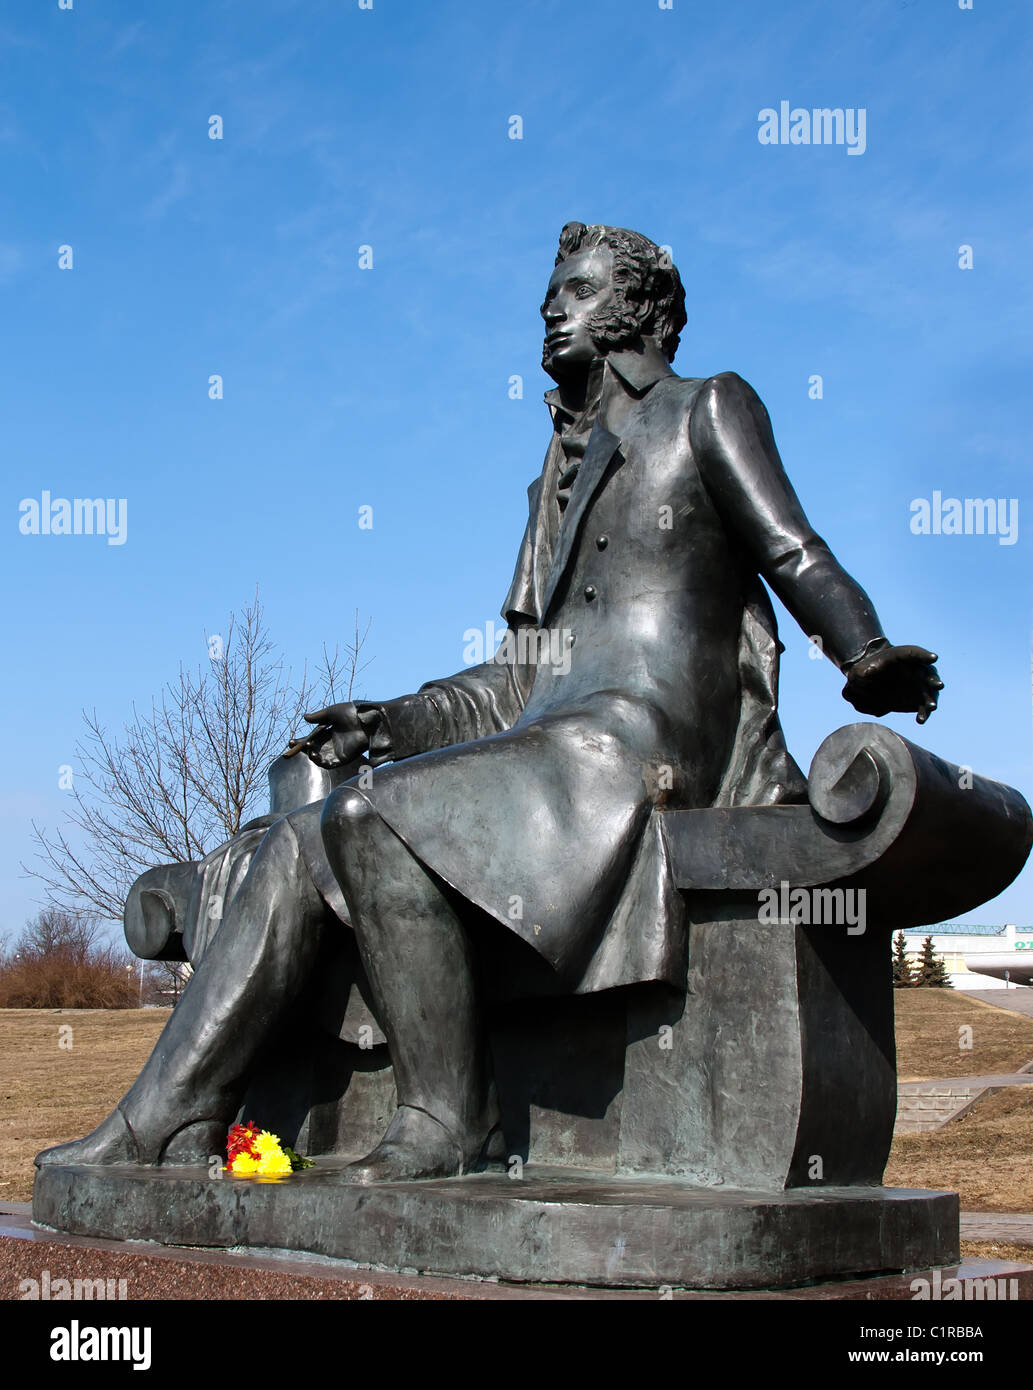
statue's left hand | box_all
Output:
[286,703,372,767]
[842,645,943,725]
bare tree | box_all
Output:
[9,907,104,965]
[27,593,373,923]
[142,958,191,1007]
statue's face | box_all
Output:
[540,247,626,381]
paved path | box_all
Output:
[899,1073,1033,1092]
[954,987,1033,1019]
[959,1213,1033,1246]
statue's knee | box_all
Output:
[258,816,301,864]
[266,816,295,847]
[321,784,376,847]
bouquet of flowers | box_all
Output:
[225,1120,314,1176]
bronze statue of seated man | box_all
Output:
[36,223,941,1183]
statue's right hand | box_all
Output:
[286,703,371,768]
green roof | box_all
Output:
[901,924,1018,937]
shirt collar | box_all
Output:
[544,339,676,421]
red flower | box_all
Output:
[226,1120,262,1160]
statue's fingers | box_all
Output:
[304,701,358,728]
[917,686,939,723]
[286,726,327,757]
[906,647,938,666]
[332,729,369,763]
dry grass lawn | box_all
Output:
[884,991,1033,1213]
[959,1241,1033,1264]
[3,993,1033,1215]
[886,1086,1033,1211]
[893,988,1033,1081]
[0,1008,169,1202]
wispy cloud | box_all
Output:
[143,160,190,222]
[0,242,24,283]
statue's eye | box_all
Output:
[575,284,595,298]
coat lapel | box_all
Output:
[500,458,555,627]
[540,423,622,621]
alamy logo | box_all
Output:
[463,621,572,675]
[909,492,1018,546]
[18,491,128,546]
[911,1270,1018,1301]
[757,882,866,934]
[50,1320,151,1371]
[20,1270,128,1300]
[758,102,867,155]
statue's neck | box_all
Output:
[551,357,606,418]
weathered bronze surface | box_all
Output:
[34,224,1030,1288]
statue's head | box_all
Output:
[541,222,686,382]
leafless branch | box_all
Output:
[25,594,372,923]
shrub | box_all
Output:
[0,910,138,1009]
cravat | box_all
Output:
[556,398,601,513]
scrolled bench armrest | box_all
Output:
[661,723,1032,930]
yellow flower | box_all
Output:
[224,1125,294,1176]
[227,1151,260,1175]
[254,1131,292,1175]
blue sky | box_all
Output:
[2,0,1031,940]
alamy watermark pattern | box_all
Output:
[18,491,128,546]
[909,492,1018,545]
[463,621,573,675]
[757,882,867,934]
[758,102,867,155]
[20,1270,128,1300]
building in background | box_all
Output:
[896,924,1033,990]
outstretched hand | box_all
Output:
[285,702,372,767]
[842,645,943,725]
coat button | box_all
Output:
[584,585,597,601]
[596,534,609,549]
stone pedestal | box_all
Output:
[32,1162,959,1290]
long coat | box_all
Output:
[297,350,885,994]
